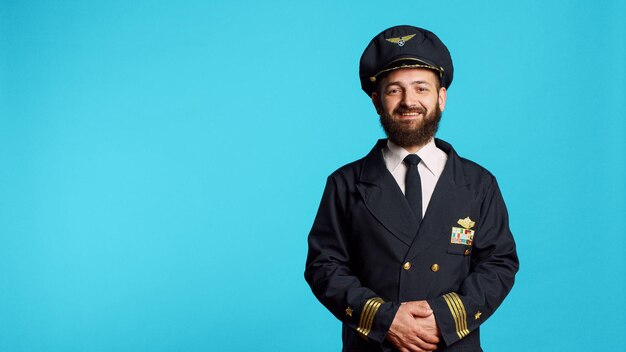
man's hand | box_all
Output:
[387,301,440,352]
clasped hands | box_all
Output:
[387,300,440,352]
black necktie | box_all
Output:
[404,154,422,220]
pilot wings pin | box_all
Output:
[385,34,416,47]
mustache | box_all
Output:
[393,106,427,115]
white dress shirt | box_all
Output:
[381,139,448,217]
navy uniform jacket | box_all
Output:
[305,139,518,352]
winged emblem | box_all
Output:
[457,217,475,229]
[385,34,416,47]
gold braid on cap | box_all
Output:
[370,58,444,82]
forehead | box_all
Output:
[382,68,439,86]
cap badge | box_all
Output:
[385,34,416,47]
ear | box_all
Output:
[438,87,447,112]
[371,92,382,115]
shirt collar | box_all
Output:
[383,139,446,176]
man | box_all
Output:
[304,25,519,352]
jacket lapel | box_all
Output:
[356,139,419,246]
[404,139,471,260]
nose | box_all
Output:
[401,89,419,107]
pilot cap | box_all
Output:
[359,25,454,96]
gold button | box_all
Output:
[431,264,440,272]
[464,249,470,256]
[403,262,411,270]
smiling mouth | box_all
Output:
[397,112,424,120]
[395,108,426,118]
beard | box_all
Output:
[379,104,442,148]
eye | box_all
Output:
[386,88,401,95]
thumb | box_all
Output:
[406,301,433,317]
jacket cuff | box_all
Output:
[354,299,399,343]
[428,292,469,346]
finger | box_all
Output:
[414,328,439,344]
[413,338,438,351]
[418,333,440,345]
[405,341,435,352]
[401,332,437,352]
[414,321,440,344]
[398,344,418,352]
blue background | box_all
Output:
[1,1,625,351]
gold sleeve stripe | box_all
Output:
[443,293,467,339]
[445,293,464,337]
[443,292,470,339]
[363,301,383,336]
[449,293,469,337]
[362,300,383,336]
[357,298,383,337]
[357,297,384,338]
[442,294,463,339]
[357,299,376,334]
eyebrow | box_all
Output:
[385,80,432,87]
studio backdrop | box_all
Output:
[1,1,624,351]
